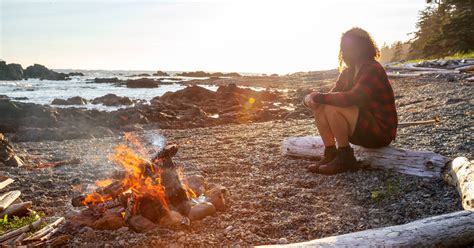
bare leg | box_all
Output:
[310,105,336,147]
[324,105,359,147]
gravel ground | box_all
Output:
[0,75,472,247]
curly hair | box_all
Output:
[338,27,380,72]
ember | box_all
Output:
[70,133,227,232]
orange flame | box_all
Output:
[82,133,169,209]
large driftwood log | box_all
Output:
[444,157,474,210]
[259,210,474,247]
[282,136,450,177]
[0,201,32,218]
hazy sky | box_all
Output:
[0,0,426,74]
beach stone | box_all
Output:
[92,211,126,230]
[188,202,216,221]
[159,210,186,228]
[128,215,157,233]
[206,187,227,211]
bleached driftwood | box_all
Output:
[23,217,65,242]
[0,218,42,243]
[444,157,474,210]
[0,178,14,190]
[0,191,21,211]
[0,201,32,218]
[260,210,474,248]
[282,136,450,177]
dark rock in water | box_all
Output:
[126,78,159,88]
[176,71,241,77]
[152,71,169,76]
[51,96,88,105]
[0,61,24,80]
[0,95,10,100]
[24,64,68,80]
[67,72,85,77]
[0,133,25,167]
[93,77,122,83]
[92,94,134,106]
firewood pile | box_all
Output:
[69,135,227,233]
[0,176,69,247]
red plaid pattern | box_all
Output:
[312,60,398,143]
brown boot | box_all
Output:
[316,146,358,175]
[308,146,338,173]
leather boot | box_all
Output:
[308,146,338,173]
[316,146,358,175]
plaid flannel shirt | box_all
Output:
[312,60,398,143]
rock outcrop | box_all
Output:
[126,78,160,88]
[92,94,134,106]
[52,96,88,105]
[24,64,69,80]
[0,61,24,80]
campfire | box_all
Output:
[70,133,227,232]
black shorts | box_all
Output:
[349,109,392,149]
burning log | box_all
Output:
[137,193,169,223]
[0,201,32,218]
[0,191,21,211]
[153,144,189,211]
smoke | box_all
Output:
[145,130,167,151]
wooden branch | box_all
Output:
[443,157,474,210]
[281,136,450,177]
[23,217,65,242]
[259,210,474,247]
[398,117,441,128]
[0,191,21,211]
[0,218,42,243]
[0,201,32,218]
[0,178,14,190]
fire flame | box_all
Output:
[82,133,169,209]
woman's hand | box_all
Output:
[303,92,319,109]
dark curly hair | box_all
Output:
[338,27,380,72]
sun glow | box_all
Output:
[1,0,425,74]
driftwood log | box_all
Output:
[282,136,450,178]
[444,157,474,210]
[0,178,14,190]
[0,218,42,243]
[260,210,474,248]
[0,201,32,218]
[0,191,21,211]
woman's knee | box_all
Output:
[310,104,325,115]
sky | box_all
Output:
[0,0,427,74]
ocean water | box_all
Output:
[0,70,218,111]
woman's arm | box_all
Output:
[311,66,380,107]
